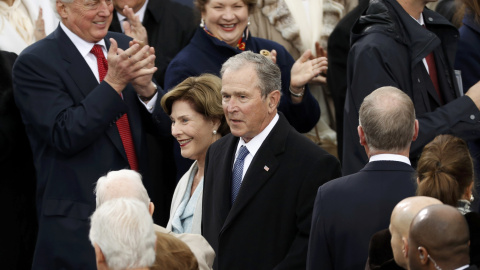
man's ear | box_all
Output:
[93,243,108,270]
[417,246,429,265]
[149,202,155,216]
[402,237,409,259]
[412,119,419,142]
[357,125,367,146]
[267,90,281,113]
[57,0,68,19]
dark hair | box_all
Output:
[160,74,229,136]
[194,0,257,14]
[416,135,474,206]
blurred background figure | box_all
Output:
[455,0,480,213]
[416,134,480,266]
[249,0,345,157]
[407,204,475,270]
[0,0,54,54]
[161,74,228,235]
[108,0,197,88]
[0,50,37,270]
[89,198,157,270]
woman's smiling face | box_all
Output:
[201,0,249,47]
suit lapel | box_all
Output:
[221,115,288,233]
[214,136,239,225]
[57,29,128,163]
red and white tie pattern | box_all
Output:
[90,44,139,171]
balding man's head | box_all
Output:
[389,196,442,268]
[95,169,153,214]
[358,86,418,156]
[408,204,470,270]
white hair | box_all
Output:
[89,198,157,270]
[95,169,150,209]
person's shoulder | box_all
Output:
[249,36,289,53]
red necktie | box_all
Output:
[90,45,139,171]
[423,25,443,104]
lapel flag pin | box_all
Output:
[264,166,269,172]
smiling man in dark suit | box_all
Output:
[12,0,171,268]
[202,51,341,269]
[307,86,418,270]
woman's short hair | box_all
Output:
[150,232,198,270]
[160,73,229,136]
[416,134,474,206]
[194,0,257,14]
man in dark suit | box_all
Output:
[109,0,197,88]
[408,204,477,270]
[202,51,341,269]
[307,87,418,270]
[12,0,171,268]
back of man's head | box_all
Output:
[389,196,442,268]
[359,86,416,153]
[408,204,470,270]
[95,169,150,209]
[89,198,157,270]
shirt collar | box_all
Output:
[369,154,411,165]
[60,22,107,57]
[236,114,279,159]
[412,12,425,25]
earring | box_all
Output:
[213,130,217,135]
[247,17,251,26]
[471,194,475,202]
[200,18,205,28]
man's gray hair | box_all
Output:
[95,169,150,209]
[220,51,282,97]
[89,198,156,270]
[359,86,416,152]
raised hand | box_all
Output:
[104,38,157,94]
[122,5,149,46]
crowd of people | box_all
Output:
[1,0,480,269]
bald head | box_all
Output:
[408,204,470,270]
[389,196,442,268]
[95,169,150,210]
[359,86,417,154]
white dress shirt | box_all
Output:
[60,22,157,112]
[234,114,280,182]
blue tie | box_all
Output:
[231,146,249,205]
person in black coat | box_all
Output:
[307,87,417,270]
[343,0,480,176]
[327,0,368,163]
[203,51,340,270]
[0,50,37,270]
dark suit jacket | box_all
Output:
[13,26,170,269]
[202,113,341,269]
[307,160,416,270]
[326,0,368,163]
[342,0,480,175]
[1,51,37,270]
[109,0,197,88]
